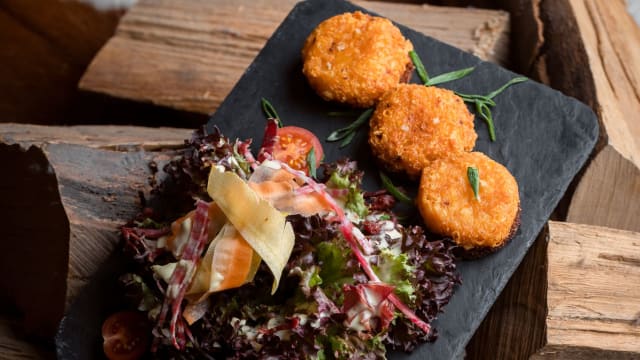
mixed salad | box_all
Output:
[102,120,460,360]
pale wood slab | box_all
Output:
[563,0,640,232]
[529,0,640,232]
[79,0,509,115]
[531,221,640,359]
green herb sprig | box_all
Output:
[326,108,374,148]
[307,147,317,178]
[467,166,480,200]
[261,98,283,127]
[456,77,527,141]
[409,50,527,141]
[379,172,413,204]
[409,50,475,86]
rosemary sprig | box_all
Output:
[261,98,282,127]
[307,147,317,178]
[467,166,480,200]
[326,108,374,148]
[379,172,413,204]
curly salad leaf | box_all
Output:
[118,127,461,359]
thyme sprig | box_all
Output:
[261,98,283,127]
[326,108,374,148]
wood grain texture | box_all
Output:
[79,0,509,115]
[530,0,640,232]
[0,317,52,360]
[0,123,192,151]
[0,125,189,338]
[532,221,640,358]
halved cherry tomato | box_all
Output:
[272,126,324,173]
[102,311,150,360]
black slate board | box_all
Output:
[56,0,599,359]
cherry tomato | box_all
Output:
[101,311,150,360]
[273,126,324,173]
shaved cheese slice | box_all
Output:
[157,202,226,258]
[207,168,294,294]
[248,163,332,217]
[208,222,257,292]
[182,298,210,325]
[157,212,193,257]
[152,262,177,284]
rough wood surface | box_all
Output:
[530,0,640,232]
[0,317,52,360]
[79,0,509,115]
[531,221,640,358]
[0,125,189,338]
[0,123,192,150]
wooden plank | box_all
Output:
[532,221,640,359]
[0,317,51,359]
[79,0,509,115]
[0,123,192,150]
[530,0,640,232]
[0,125,190,338]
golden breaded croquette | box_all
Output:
[417,152,520,258]
[368,84,477,179]
[301,11,414,108]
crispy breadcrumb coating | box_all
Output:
[417,152,520,256]
[369,84,477,179]
[301,11,414,108]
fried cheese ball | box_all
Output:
[368,84,477,179]
[302,11,414,108]
[417,152,520,258]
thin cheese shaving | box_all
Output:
[207,168,294,294]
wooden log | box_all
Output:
[0,317,53,359]
[0,125,191,338]
[0,123,191,150]
[531,0,640,232]
[78,0,509,116]
[531,221,640,359]
[0,0,120,124]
